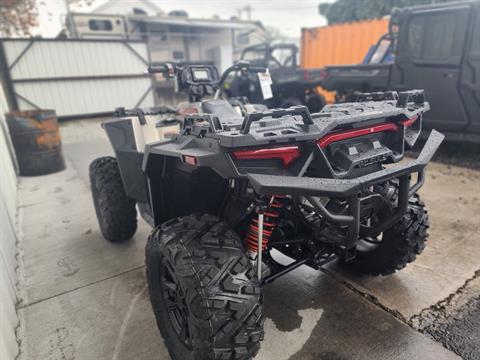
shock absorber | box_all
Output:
[245,196,285,253]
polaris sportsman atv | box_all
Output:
[89,61,444,360]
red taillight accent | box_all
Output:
[317,123,398,148]
[233,146,301,167]
[178,107,198,115]
[317,115,419,149]
[401,115,418,128]
[183,155,197,166]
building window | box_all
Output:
[88,20,113,31]
[236,33,250,45]
[173,51,184,60]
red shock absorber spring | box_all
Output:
[245,196,285,252]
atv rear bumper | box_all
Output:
[247,129,444,248]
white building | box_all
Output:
[67,12,266,71]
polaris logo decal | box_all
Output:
[357,154,388,168]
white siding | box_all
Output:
[14,77,153,115]
[0,82,19,359]
[6,41,149,79]
[2,40,154,117]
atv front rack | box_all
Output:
[247,129,444,248]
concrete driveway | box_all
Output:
[15,118,480,360]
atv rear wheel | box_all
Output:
[345,194,429,275]
[89,156,137,242]
[146,214,264,360]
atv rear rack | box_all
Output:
[240,106,314,134]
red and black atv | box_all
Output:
[89,61,444,360]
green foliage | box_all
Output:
[319,0,459,24]
[0,0,95,36]
[0,0,37,36]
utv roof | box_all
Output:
[399,0,478,13]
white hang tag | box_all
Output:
[174,75,179,93]
[258,71,273,100]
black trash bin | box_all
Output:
[6,110,65,176]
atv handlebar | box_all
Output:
[147,61,268,100]
[147,64,176,77]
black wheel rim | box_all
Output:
[160,259,193,349]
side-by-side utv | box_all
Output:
[320,1,480,137]
[89,61,444,360]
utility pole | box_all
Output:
[237,5,252,20]
[244,5,252,20]
[65,0,77,38]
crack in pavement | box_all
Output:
[320,267,409,323]
[322,266,480,359]
[409,269,480,359]
[411,268,480,329]
[17,265,146,309]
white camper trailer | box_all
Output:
[67,12,266,71]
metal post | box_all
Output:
[257,212,264,280]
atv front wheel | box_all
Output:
[345,194,429,275]
[89,156,137,242]
[146,214,264,360]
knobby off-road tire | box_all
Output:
[346,194,429,276]
[146,214,264,360]
[89,156,137,242]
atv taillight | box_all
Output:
[233,146,301,167]
[402,115,418,128]
[178,107,199,115]
[183,155,197,166]
[317,115,419,149]
[317,123,398,148]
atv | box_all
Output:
[89,61,444,360]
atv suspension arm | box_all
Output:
[261,252,338,285]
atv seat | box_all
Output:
[201,100,243,122]
[131,113,180,152]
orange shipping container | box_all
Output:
[301,18,389,103]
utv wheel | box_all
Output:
[89,156,137,242]
[345,194,429,276]
[146,214,264,360]
[306,93,327,113]
[280,97,302,108]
